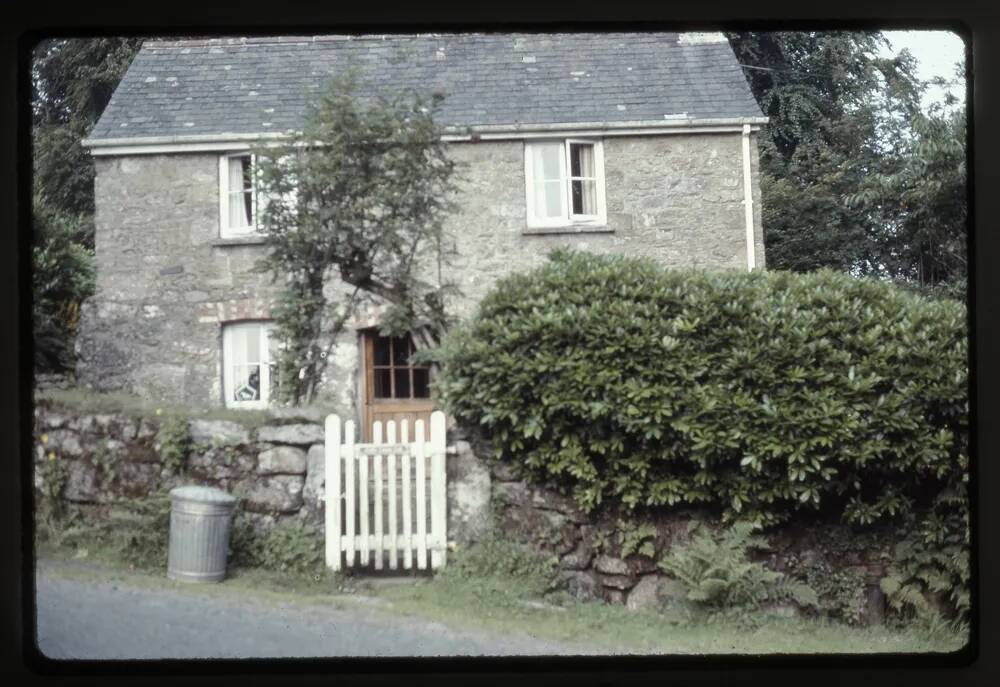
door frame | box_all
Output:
[359,329,435,442]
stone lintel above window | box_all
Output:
[197,297,274,324]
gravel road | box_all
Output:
[35,562,596,659]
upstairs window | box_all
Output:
[524,139,606,229]
[219,153,258,237]
[222,322,277,408]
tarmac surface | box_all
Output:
[34,561,596,659]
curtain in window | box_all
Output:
[225,323,274,404]
[230,324,260,402]
[570,143,597,216]
[531,143,565,219]
[228,157,253,228]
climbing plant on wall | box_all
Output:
[254,73,460,405]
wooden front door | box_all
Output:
[361,330,435,442]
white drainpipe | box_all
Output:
[741,123,757,271]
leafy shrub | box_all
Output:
[254,523,326,575]
[659,522,818,612]
[156,415,191,474]
[436,250,968,528]
[227,508,265,568]
[438,534,560,603]
[42,494,172,570]
[32,197,95,373]
[784,555,868,625]
[112,494,172,569]
[37,451,69,522]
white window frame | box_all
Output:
[524,139,607,229]
[218,152,259,238]
[222,321,276,409]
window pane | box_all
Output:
[267,329,279,364]
[267,362,279,402]
[570,143,595,178]
[245,325,261,364]
[572,179,598,215]
[374,336,391,365]
[243,190,254,227]
[392,336,412,366]
[229,192,249,228]
[231,325,247,367]
[228,157,253,228]
[413,368,430,398]
[394,368,411,399]
[228,157,245,191]
[232,364,261,402]
[532,143,563,181]
[534,179,563,219]
[374,369,391,398]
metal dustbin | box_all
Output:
[167,486,238,583]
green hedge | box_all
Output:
[436,250,968,527]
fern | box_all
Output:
[882,495,970,624]
[658,521,811,612]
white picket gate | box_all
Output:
[324,411,448,572]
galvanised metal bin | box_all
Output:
[167,486,237,583]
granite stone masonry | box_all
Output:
[33,400,493,544]
[77,33,767,419]
[76,131,764,412]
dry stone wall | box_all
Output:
[34,403,324,528]
[472,435,890,623]
[34,399,889,623]
[33,400,493,540]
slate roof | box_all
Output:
[87,32,765,143]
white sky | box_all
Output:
[880,30,966,109]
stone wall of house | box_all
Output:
[76,132,764,411]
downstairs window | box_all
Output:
[222,322,277,408]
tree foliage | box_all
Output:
[32,197,96,371]
[726,32,966,292]
[437,250,968,529]
[254,73,459,404]
[849,103,967,296]
[32,38,142,219]
[31,38,142,373]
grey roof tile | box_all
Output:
[89,32,763,141]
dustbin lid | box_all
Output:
[169,485,237,505]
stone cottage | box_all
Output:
[78,31,767,439]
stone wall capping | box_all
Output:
[256,423,325,445]
[188,418,251,445]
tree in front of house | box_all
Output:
[253,74,460,405]
[31,38,143,372]
[726,31,966,296]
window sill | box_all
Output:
[522,224,614,236]
[212,234,268,246]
